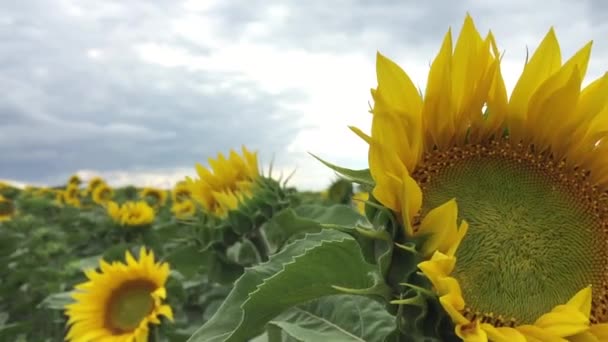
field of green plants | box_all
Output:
[0,152,417,342]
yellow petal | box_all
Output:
[508,28,561,141]
[417,198,465,257]
[566,286,592,316]
[533,287,591,338]
[516,325,567,342]
[481,324,526,342]
[398,172,422,237]
[456,320,488,342]
[423,29,454,149]
[375,52,423,118]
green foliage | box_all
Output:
[268,295,395,342]
[1,173,459,341]
[309,153,374,189]
[188,229,390,342]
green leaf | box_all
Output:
[269,295,395,342]
[262,209,321,253]
[188,229,387,342]
[309,153,374,186]
[294,204,362,226]
[165,245,209,278]
[264,205,363,253]
[38,291,73,310]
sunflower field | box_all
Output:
[3,14,608,342]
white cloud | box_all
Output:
[4,0,608,191]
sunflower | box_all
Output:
[62,184,82,208]
[0,195,15,222]
[107,201,155,227]
[87,177,106,194]
[172,181,192,204]
[171,199,196,219]
[354,15,608,340]
[92,183,114,205]
[186,146,259,217]
[352,191,368,215]
[68,174,81,186]
[65,247,173,341]
[140,188,167,208]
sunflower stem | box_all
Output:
[248,230,269,262]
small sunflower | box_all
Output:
[355,15,608,340]
[92,183,114,205]
[68,174,81,186]
[65,247,173,341]
[107,201,155,227]
[172,181,192,204]
[62,184,82,208]
[140,188,167,208]
[171,199,196,219]
[352,192,369,215]
[0,195,15,222]
[186,146,259,217]
[87,177,106,194]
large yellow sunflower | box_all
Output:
[0,195,15,222]
[65,247,173,341]
[186,146,259,217]
[356,15,608,341]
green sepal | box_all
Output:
[309,153,374,187]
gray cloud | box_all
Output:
[3,0,608,188]
[0,0,302,185]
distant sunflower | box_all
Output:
[171,199,196,219]
[356,15,608,340]
[65,247,173,341]
[351,192,368,215]
[92,183,114,205]
[172,181,192,204]
[68,174,81,186]
[0,195,15,222]
[107,201,155,227]
[63,184,81,208]
[87,177,105,194]
[186,146,259,217]
[140,188,167,208]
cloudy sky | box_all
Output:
[1,0,607,190]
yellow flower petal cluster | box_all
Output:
[187,146,259,217]
[58,184,82,208]
[92,183,114,205]
[65,247,173,341]
[140,188,167,207]
[171,199,196,219]
[172,181,192,204]
[86,177,106,195]
[107,201,155,227]
[68,174,82,186]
